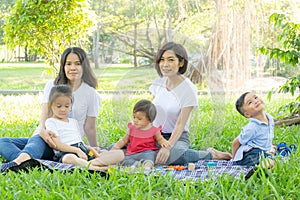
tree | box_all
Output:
[0,0,15,45]
[4,0,95,68]
[259,13,300,124]
[98,0,213,66]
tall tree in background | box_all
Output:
[4,0,95,69]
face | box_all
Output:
[51,96,72,120]
[64,53,83,82]
[159,50,184,77]
[133,111,151,129]
[242,93,265,118]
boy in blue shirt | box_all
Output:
[232,92,275,168]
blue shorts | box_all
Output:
[234,148,274,166]
[53,142,94,162]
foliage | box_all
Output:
[0,0,15,45]
[4,0,95,68]
[1,94,300,199]
[98,0,214,64]
[259,13,300,116]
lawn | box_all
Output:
[0,63,299,199]
[0,63,157,91]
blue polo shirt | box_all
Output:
[233,113,274,161]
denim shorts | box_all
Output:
[53,142,94,162]
[234,148,274,166]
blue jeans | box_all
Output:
[0,134,54,161]
[161,132,212,165]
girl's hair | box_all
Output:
[133,99,157,122]
[48,85,73,117]
[155,42,188,77]
[54,47,98,88]
[235,92,250,117]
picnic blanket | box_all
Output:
[8,158,108,177]
[7,159,255,181]
[152,160,255,181]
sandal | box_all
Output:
[276,142,291,156]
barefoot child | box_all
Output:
[46,85,124,170]
[112,99,168,170]
[232,92,275,168]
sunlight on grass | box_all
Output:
[0,93,299,199]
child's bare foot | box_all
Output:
[88,164,109,171]
[207,148,232,160]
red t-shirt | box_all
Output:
[126,122,162,155]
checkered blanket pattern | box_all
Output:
[36,159,75,171]
[152,160,255,181]
[34,159,254,181]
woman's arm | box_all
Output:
[112,132,130,149]
[168,106,193,147]
[84,116,99,147]
[232,137,241,158]
[155,106,193,164]
[39,103,57,148]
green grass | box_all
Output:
[0,63,299,199]
[1,93,300,199]
[0,63,157,91]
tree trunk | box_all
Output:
[133,0,137,68]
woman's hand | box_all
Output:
[155,147,170,165]
[40,129,57,148]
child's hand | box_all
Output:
[76,149,88,160]
[88,146,101,158]
[161,141,172,150]
[267,144,277,155]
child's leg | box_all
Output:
[135,150,156,169]
[62,154,105,170]
[90,150,124,166]
[235,148,261,166]
[142,160,154,169]
[261,157,275,169]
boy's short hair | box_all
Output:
[235,92,250,117]
[133,99,157,122]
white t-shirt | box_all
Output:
[149,77,198,133]
[37,80,100,138]
[45,118,82,145]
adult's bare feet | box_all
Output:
[207,148,232,160]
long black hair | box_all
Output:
[55,47,98,88]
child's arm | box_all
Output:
[52,137,88,160]
[232,137,241,159]
[156,132,171,150]
[111,131,130,150]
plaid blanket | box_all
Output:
[9,159,255,181]
[152,160,255,181]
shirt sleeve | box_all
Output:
[87,89,101,117]
[41,80,55,104]
[238,124,256,145]
[45,119,59,136]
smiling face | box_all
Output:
[51,95,72,120]
[159,50,184,78]
[133,111,151,129]
[242,93,265,118]
[64,53,83,83]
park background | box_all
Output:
[0,0,300,199]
